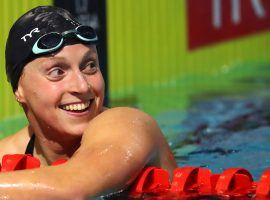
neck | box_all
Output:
[28,126,81,166]
[36,137,81,166]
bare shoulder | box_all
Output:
[96,107,156,126]
[82,107,177,174]
[0,127,30,159]
[101,106,148,116]
[84,107,159,142]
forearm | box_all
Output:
[0,144,151,199]
[0,165,77,200]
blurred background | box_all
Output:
[1,0,270,177]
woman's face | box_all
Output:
[16,44,105,138]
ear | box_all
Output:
[14,83,26,103]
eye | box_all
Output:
[47,67,65,80]
[81,61,98,74]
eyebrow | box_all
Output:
[40,57,66,69]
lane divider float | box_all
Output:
[1,154,269,199]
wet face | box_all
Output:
[15,44,105,138]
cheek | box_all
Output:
[22,76,63,107]
[89,73,105,95]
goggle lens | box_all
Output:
[37,33,62,49]
[76,26,96,39]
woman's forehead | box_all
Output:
[53,44,97,58]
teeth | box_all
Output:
[62,101,90,111]
[81,104,85,109]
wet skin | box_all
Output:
[0,44,176,199]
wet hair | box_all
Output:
[5,6,94,91]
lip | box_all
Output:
[59,99,94,116]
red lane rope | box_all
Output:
[1,154,270,198]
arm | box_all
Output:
[0,107,176,199]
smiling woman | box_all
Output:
[0,5,176,199]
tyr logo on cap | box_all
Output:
[21,28,40,42]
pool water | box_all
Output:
[156,90,270,181]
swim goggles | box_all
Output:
[32,25,98,55]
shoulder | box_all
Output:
[83,106,161,151]
[89,107,158,137]
[99,107,155,123]
[96,107,177,172]
[0,126,31,159]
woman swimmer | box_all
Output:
[0,6,176,199]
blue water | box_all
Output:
[156,91,270,181]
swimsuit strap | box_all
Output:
[25,134,35,155]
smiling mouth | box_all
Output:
[59,101,92,112]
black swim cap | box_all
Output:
[5,6,92,91]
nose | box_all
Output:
[69,71,90,94]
